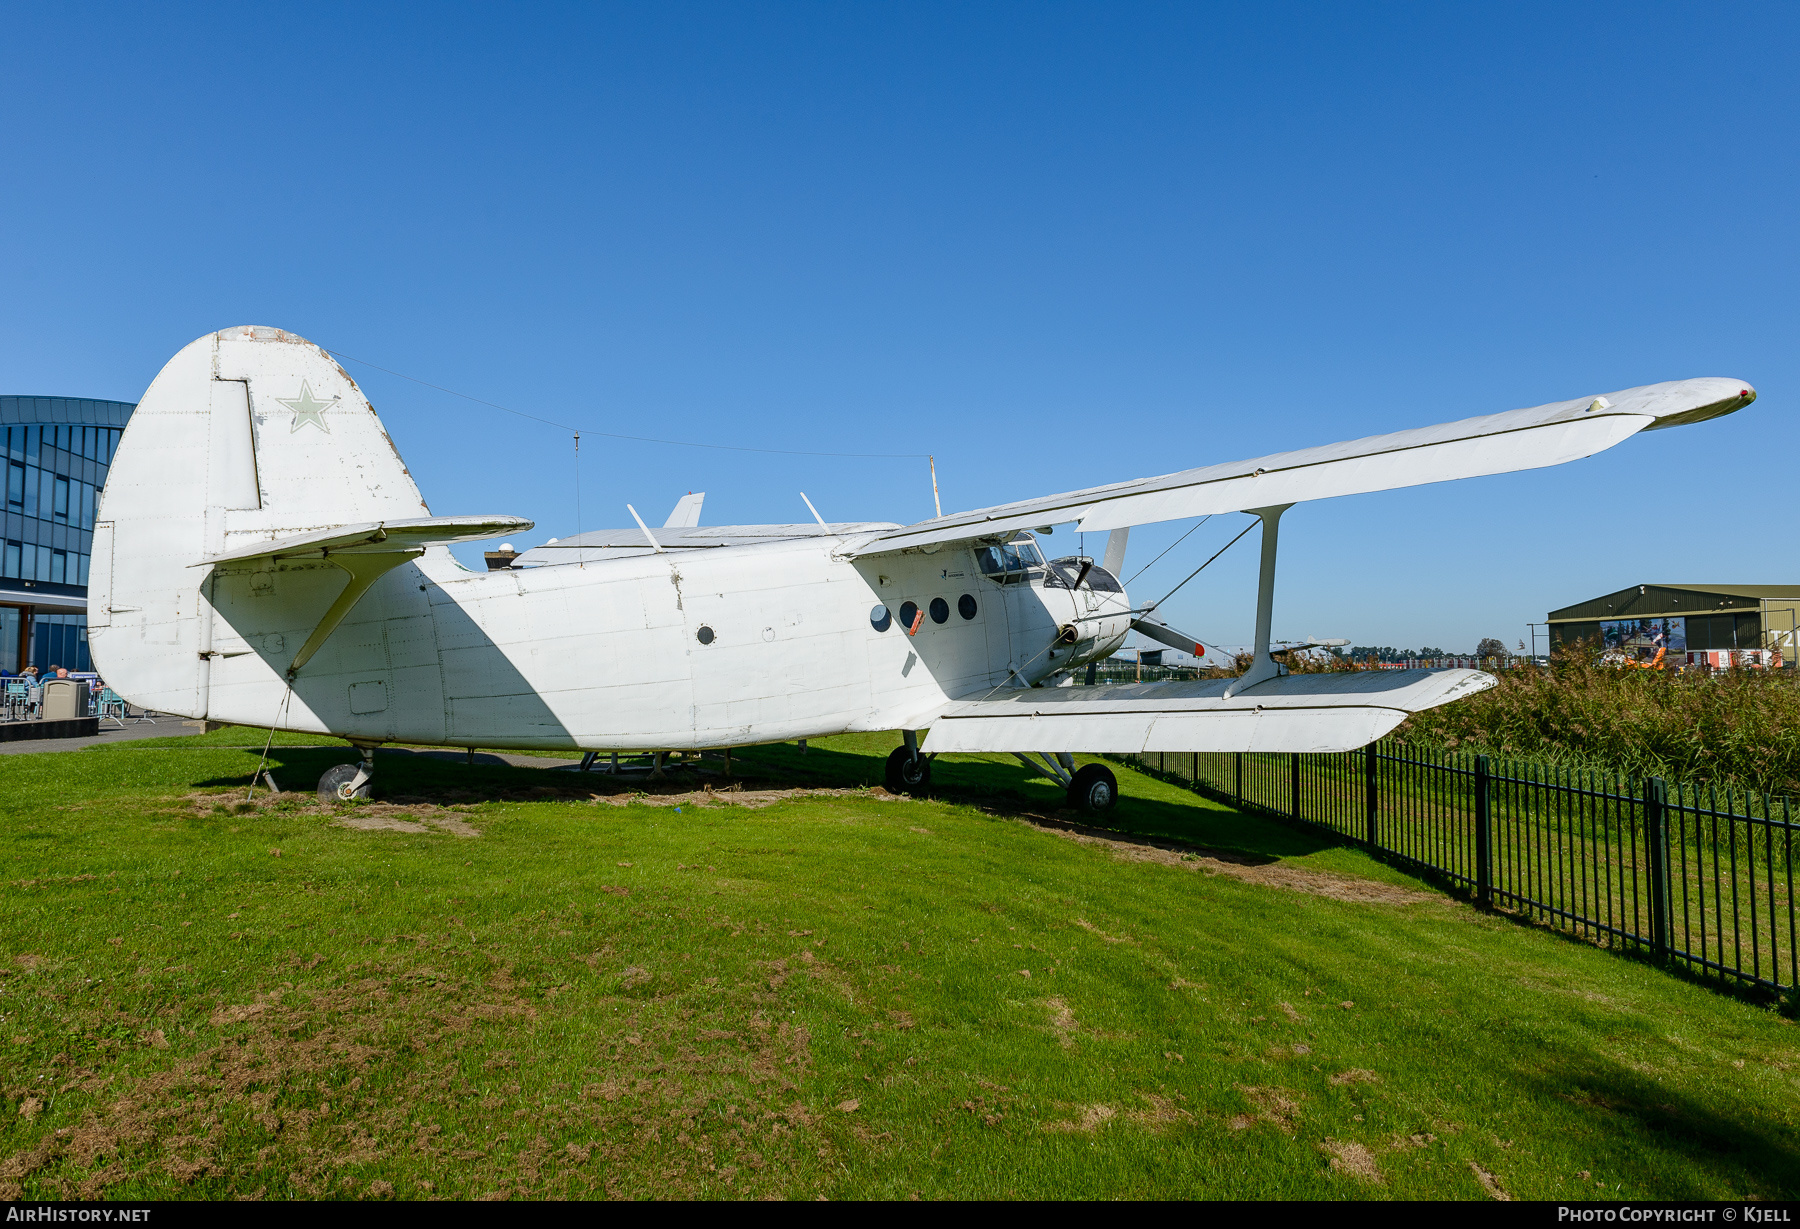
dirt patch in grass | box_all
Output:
[1234,1085,1304,1134]
[184,792,485,837]
[1469,1159,1513,1200]
[1021,816,1436,906]
[1320,1139,1384,1183]
[584,785,902,811]
[335,810,482,838]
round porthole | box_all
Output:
[870,604,891,632]
[899,601,920,630]
[929,597,949,624]
[695,625,715,645]
[958,593,977,620]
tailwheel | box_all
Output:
[883,745,932,796]
[1066,764,1118,816]
[318,752,375,803]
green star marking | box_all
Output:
[276,381,337,433]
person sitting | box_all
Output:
[53,666,69,678]
[20,666,38,680]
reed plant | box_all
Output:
[1206,644,1800,792]
[1396,645,1800,794]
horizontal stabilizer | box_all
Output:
[923,668,1496,755]
[198,515,533,567]
[852,377,1755,555]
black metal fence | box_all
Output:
[1121,743,1798,1005]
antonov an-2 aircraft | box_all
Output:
[90,327,1755,811]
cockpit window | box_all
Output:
[1084,563,1123,593]
[974,538,1046,583]
[1045,556,1124,593]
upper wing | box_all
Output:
[196,514,531,566]
[852,377,1753,555]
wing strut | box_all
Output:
[1223,504,1291,699]
[286,551,421,678]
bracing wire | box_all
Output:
[573,432,583,568]
[1145,516,1259,613]
[246,684,296,802]
[1124,516,1209,585]
[323,348,932,461]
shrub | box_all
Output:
[1397,643,1800,792]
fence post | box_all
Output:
[1364,742,1378,848]
[1290,752,1300,820]
[1235,751,1243,802]
[1474,754,1492,907]
[1645,777,1670,963]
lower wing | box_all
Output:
[923,669,1496,755]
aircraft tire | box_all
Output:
[884,746,931,796]
[1066,764,1118,816]
[317,763,373,804]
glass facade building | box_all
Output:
[1,395,136,674]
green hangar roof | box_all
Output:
[1548,584,1800,623]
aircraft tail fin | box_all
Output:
[90,327,433,715]
[664,492,705,528]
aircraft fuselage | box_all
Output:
[173,534,1132,749]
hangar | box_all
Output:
[1547,583,1800,662]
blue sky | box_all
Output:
[2,2,1793,654]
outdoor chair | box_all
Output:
[3,682,29,721]
[97,688,128,728]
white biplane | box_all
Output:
[90,327,1754,811]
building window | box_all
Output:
[53,476,69,521]
[51,550,66,584]
[3,542,17,579]
[6,463,19,507]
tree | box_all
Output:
[1476,637,1507,658]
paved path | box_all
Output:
[0,718,195,756]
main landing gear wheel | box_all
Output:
[1067,764,1118,816]
[317,762,373,803]
[884,746,932,796]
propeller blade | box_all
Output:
[1132,611,1206,658]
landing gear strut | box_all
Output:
[318,745,377,803]
[884,730,931,796]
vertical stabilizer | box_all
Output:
[664,492,705,528]
[90,327,430,717]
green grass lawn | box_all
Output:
[1,730,1795,1201]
